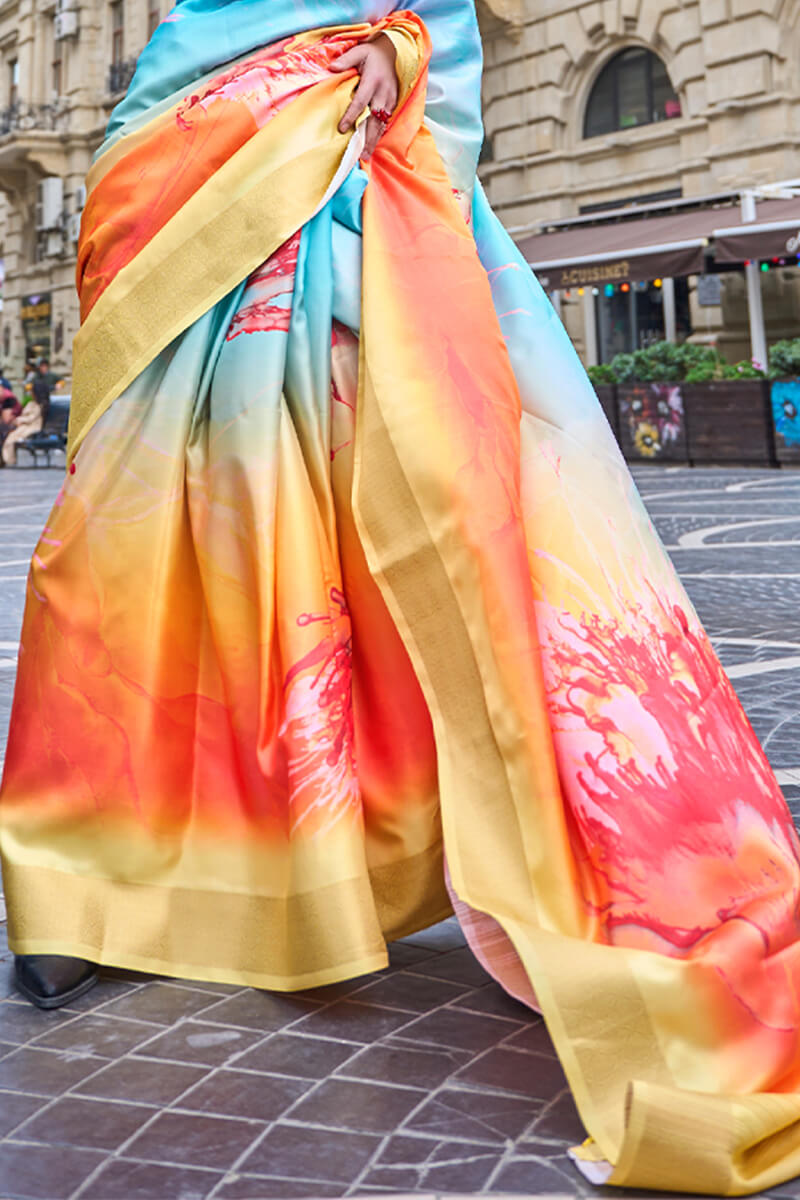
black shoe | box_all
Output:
[14,954,99,1010]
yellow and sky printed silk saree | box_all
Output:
[2,1,800,1191]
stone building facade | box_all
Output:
[0,0,160,385]
[476,0,800,363]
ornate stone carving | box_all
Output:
[478,0,523,33]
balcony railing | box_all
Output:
[0,103,71,137]
[108,58,138,97]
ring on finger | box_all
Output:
[372,107,392,125]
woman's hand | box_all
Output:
[331,34,398,162]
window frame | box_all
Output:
[583,48,680,140]
[110,0,124,66]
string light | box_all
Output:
[761,262,770,272]
[621,282,631,292]
[578,287,585,296]
[654,278,663,288]
[604,283,615,297]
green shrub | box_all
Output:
[608,353,637,383]
[596,342,763,384]
[720,360,765,380]
[769,339,800,379]
[684,362,720,383]
[587,363,616,385]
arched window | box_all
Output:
[584,49,681,139]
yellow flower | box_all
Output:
[634,421,660,457]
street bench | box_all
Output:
[18,397,70,468]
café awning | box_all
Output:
[516,197,800,288]
[517,208,726,289]
[713,197,800,264]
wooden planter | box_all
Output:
[770,379,800,464]
[617,383,689,463]
[682,380,775,466]
[592,383,619,440]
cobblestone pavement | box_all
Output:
[0,463,800,1200]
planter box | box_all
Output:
[593,383,619,440]
[683,380,775,466]
[617,383,689,463]
[770,379,800,464]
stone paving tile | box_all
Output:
[238,1123,382,1184]
[341,972,469,1014]
[233,1031,362,1078]
[76,1159,223,1199]
[0,1141,106,1200]
[15,1095,153,1150]
[123,1109,266,1171]
[286,1077,428,1134]
[487,1157,583,1195]
[336,1042,471,1090]
[132,1020,265,1068]
[402,1087,539,1144]
[3,468,800,1199]
[74,1056,209,1106]
[198,989,323,1031]
[393,1008,522,1054]
[94,981,222,1025]
[406,948,492,989]
[0,1088,46,1137]
[176,1067,312,1122]
[453,1046,568,1101]
[0,1046,108,1096]
[290,1000,417,1043]
[31,1012,159,1057]
[214,1181,346,1199]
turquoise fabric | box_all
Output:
[106,0,484,189]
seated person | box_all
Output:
[2,394,43,466]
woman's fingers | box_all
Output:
[329,44,366,72]
[361,83,397,160]
[338,77,372,133]
[334,37,399,149]
[362,114,388,161]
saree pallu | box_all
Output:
[3,2,800,1192]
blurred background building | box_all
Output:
[0,0,160,384]
[0,0,799,386]
[478,0,800,368]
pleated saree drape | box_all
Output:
[3,2,800,1192]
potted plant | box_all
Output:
[768,339,800,464]
[613,342,693,464]
[682,357,774,466]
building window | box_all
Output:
[52,20,63,96]
[110,0,124,65]
[8,58,18,108]
[147,0,160,39]
[584,49,681,139]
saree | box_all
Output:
[2,0,800,1191]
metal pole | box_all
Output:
[741,190,768,370]
[551,289,562,320]
[745,261,768,370]
[662,277,677,342]
[583,287,598,365]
